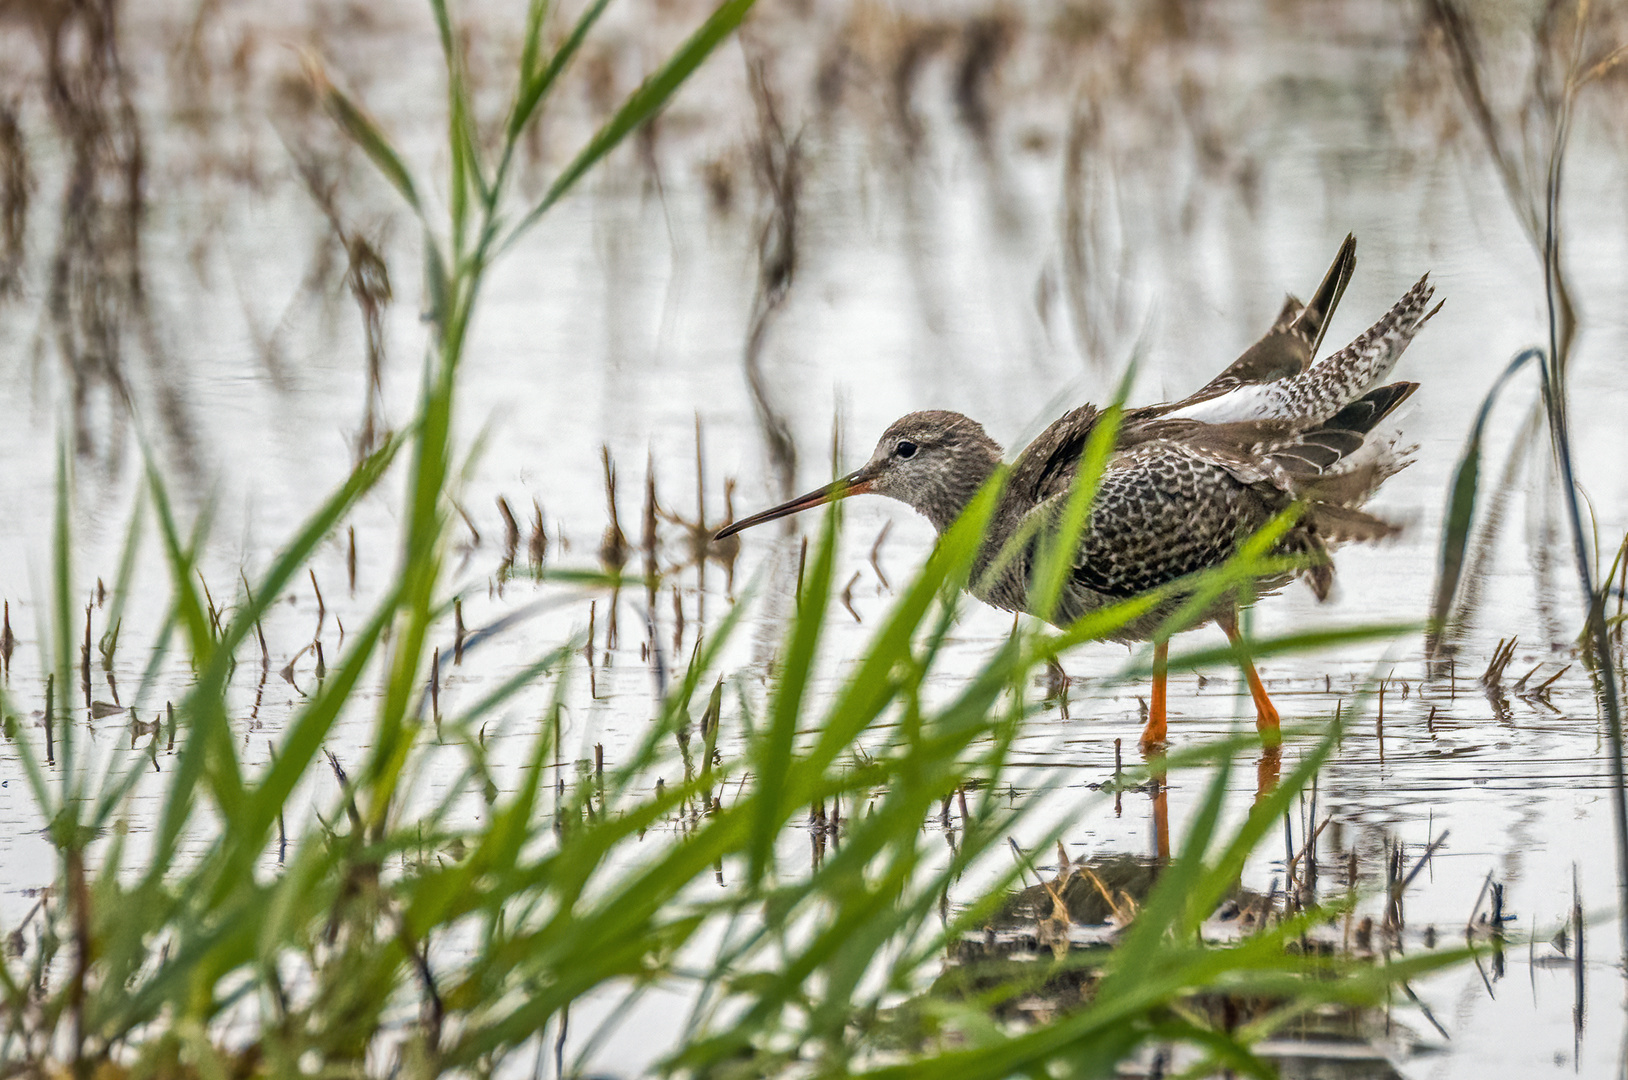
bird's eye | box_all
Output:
[895,440,918,460]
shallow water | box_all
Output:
[3,1,1628,1076]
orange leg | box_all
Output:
[1217,610,1281,746]
[1139,639,1170,749]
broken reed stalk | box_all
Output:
[794,536,808,612]
[869,520,891,592]
[1375,680,1384,766]
[672,586,685,655]
[1480,637,1516,687]
[45,672,55,766]
[81,604,91,706]
[839,571,861,623]
[530,499,548,573]
[694,415,707,629]
[310,569,326,638]
[497,496,520,564]
[453,598,465,664]
[1617,534,1628,644]
[599,447,626,572]
[2,599,14,678]
[1573,863,1585,1020]
[643,454,660,653]
[430,646,441,728]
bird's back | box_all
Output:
[973,241,1433,633]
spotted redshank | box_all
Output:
[717,236,1438,748]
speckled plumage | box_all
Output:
[717,236,1436,680]
[716,236,1438,743]
[967,380,1419,641]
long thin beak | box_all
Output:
[713,469,875,540]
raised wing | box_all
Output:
[1162,275,1438,425]
[1192,233,1358,398]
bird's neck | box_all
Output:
[916,450,1003,535]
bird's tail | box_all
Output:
[1286,276,1441,421]
[1262,381,1418,482]
[1163,258,1437,427]
[1268,383,1419,600]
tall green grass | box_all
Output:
[0,2,1473,1077]
[0,448,1467,1077]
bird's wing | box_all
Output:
[1160,276,1438,426]
[1058,439,1279,599]
[1022,383,1419,606]
[1169,234,1358,409]
[1003,404,1104,509]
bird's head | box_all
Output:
[715,410,1004,539]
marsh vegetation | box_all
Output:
[2,1,1628,1077]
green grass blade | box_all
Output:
[507,0,611,148]
[1027,367,1133,623]
[1184,716,1344,931]
[310,56,424,217]
[439,641,575,733]
[49,440,78,798]
[0,686,54,818]
[212,434,403,686]
[808,477,1001,769]
[144,457,213,661]
[499,0,756,255]
[430,0,488,252]
[750,497,839,883]
[216,593,400,897]
[1128,622,1418,683]
[99,482,146,674]
[517,0,550,86]
[1101,741,1233,980]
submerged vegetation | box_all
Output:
[0,0,1626,1077]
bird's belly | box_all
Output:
[968,574,1295,644]
[968,573,1151,640]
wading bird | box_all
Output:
[716,236,1438,749]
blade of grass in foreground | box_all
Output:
[845,724,1469,1080]
[809,475,1001,769]
[50,440,77,797]
[1027,365,1133,624]
[306,54,425,219]
[750,497,838,883]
